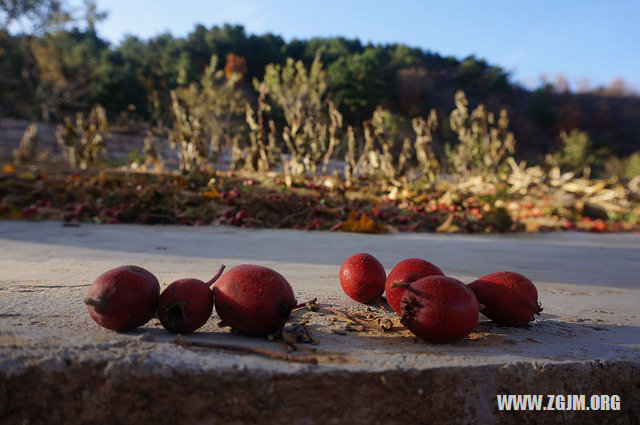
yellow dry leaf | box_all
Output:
[413,193,430,204]
[524,220,540,233]
[339,213,385,234]
[203,188,221,198]
[436,214,460,233]
[2,164,16,173]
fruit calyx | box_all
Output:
[84,296,107,310]
[165,300,191,328]
[535,301,543,315]
[390,282,411,289]
[400,297,423,325]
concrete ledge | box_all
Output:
[2,358,638,424]
[1,221,639,424]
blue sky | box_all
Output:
[94,0,639,90]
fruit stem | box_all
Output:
[389,282,411,289]
[84,297,106,310]
[206,264,226,287]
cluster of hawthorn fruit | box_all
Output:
[340,253,543,343]
[84,256,542,344]
[84,264,296,336]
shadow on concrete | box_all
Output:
[122,318,640,365]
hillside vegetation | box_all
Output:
[1,4,639,234]
[1,24,639,158]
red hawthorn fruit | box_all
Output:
[396,275,480,343]
[212,265,296,336]
[85,265,160,331]
[385,258,445,314]
[339,253,386,304]
[468,271,543,326]
[590,219,606,232]
[158,266,224,334]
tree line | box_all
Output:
[1,3,640,158]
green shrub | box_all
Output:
[546,129,595,174]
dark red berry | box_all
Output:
[212,265,296,336]
[85,265,160,332]
[339,253,386,304]
[158,265,225,334]
[385,258,444,314]
[397,275,480,343]
[468,271,542,326]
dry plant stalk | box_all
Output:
[447,90,515,180]
[55,104,108,169]
[361,106,410,183]
[344,125,358,182]
[412,109,440,181]
[239,82,280,172]
[140,93,169,170]
[169,90,209,174]
[141,129,165,170]
[507,156,636,216]
[322,101,343,173]
[170,55,245,174]
[261,53,333,176]
[13,123,39,164]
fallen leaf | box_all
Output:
[336,212,385,234]
[202,188,220,198]
[436,214,460,233]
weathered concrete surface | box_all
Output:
[0,221,638,424]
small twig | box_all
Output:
[174,335,318,364]
[292,297,318,311]
[327,307,392,332]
